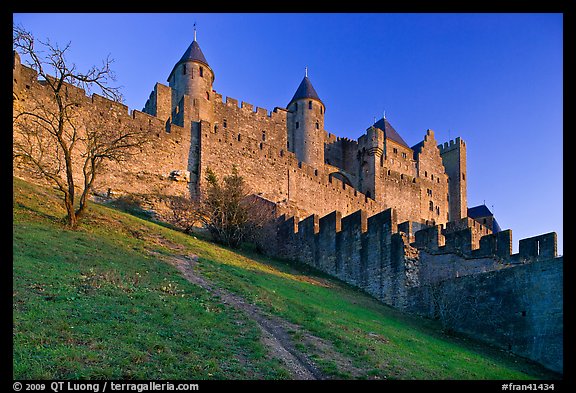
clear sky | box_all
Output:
[12,13,563,255]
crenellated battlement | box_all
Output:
[278,205,559,283]
[14,61,175,140]
[412,222,557,265]
[213,93,282,119]
[438,136,466,154]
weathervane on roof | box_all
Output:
[193,22,197,41]
[383,110,386,120]
[305,66,308,78]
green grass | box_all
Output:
[12,177,558,380]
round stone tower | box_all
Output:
[167,35,215,123]
[286,72,325,168]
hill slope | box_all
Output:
[12,177,558,380]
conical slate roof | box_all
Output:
[373,117,409,148]
[288,76,323,107]
[168,39,211,81]
[178,40,209,67]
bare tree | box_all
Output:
[165,195,204,234]
[200,166,274,249]
[428,281,507,335]
[13,25,150,228]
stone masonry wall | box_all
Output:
[406,257,563,374]
[276,207,563,373]
[196,116,384,219]
[277,208,411,309]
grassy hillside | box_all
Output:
[12,177,557,380]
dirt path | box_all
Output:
[165,253,326,380]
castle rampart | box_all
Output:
[275,207,563,372]
[13,41,562,374]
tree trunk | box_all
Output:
[64,193,77,228]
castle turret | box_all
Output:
[167,34,215,124]
[286,71,325,168]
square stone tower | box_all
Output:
[439,137,467,221]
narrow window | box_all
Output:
[429,201,434,211]
[223,119,227,128]
[425,171,428,177]
[315,122,319,130]
[183,64,187,75]
[199,66,204,77]
[402,152,407,159]
[393,148,398,155]
[296,121,299,129]
[214,125,218,133]
[431,174,434,180]
[237,134,241,141]
[206,91,210,100]
[262,131,266,141]
[462,173,466,180]
[308,100,312,110]
[320,106,323,114]
[287,141,290,149]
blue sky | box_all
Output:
[13,13,563,255]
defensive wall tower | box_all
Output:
[286,72,326,169]
[166,35,215,125]
[439,137,467,221]
[357,125,384,199]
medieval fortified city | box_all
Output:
[13,17,563,381]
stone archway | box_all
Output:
[328,171,353,187]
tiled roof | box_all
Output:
[468,204,502,233]
[373,117,409,148]
[467,204,493,218]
